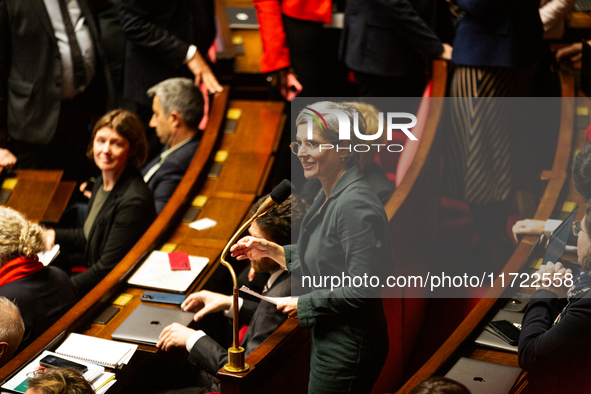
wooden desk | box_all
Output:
[0,169,74,223]
[0,92,287,394]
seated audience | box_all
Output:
[409,377,470,394]
[0,297,24,367]
[129,194,307,393]
[25,367,94,394]
[0,207,77,351]
[141,78,205,213]
[45,110,156,296]
[300,101,394,206]
[518,212,591,393]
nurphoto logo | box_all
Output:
[303,105,417,153]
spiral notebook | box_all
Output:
[55,333,137,369]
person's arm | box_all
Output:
[371,0,446,62]
[71,195,154,294]
[539,0,576,32]
[117,0,221,92]
[518,292,591,370]
[54,227,87,254]
[253,0,290,74]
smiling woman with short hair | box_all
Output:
[45,110,156,296]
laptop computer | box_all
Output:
[445,357,522,394]
[544,207,577,266]
[111,304,195,346]
[475,309,523,353]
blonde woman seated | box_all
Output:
[0,207,77,352]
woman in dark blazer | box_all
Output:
[232,102,394,393]
[518,208,591,393]
[46,110,156,295]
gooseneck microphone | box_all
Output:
[219,180,292,373]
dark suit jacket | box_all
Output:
[55,167,155,295]
[141,133,201,213]
[452,0,543,68]
[187,271,291,376]
[518,289,591,393]
[117,0,215,107]
[341,0,443,77]
[0,266,77,352]
[0,0,114,144]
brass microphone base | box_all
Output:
[223,346,250,373]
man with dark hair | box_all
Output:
[25,367,93,394]
[0,297,24,368]
[408,377,471,394]
[131,194,308,393]
[141,77,205,213]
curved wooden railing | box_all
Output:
[396,68,576,393]
[214,60,450,394]
[0,88,229,382]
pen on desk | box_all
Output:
[95,374,116,390]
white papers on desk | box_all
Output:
[55,333,137,369]
[1,350,111,394]
[189,218,217,230]
[38,244,60,266]
[127,250,209,292]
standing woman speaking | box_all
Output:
[232,102,393,393]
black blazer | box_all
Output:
[117,0,215,107]
[518,289,591,393]
[55,167,155,295]
[141,134,201,213]
[0,266,78,352]
[0,0,114,144]
[187,271,291,376]
[341,0,444,77]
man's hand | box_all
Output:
[157,323,195,351]
[0,148,16,169]
[277,298,298,319]
[181,290,232,322]
[512,219,546,243]
[556,42,584,63]
[439,43,453,61]
[247,266,257,282]
[187,51,223,94]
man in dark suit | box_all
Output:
[130,195,308,393]
[117,0,222,160]
[0,0,114,182]
[341,0,452,97]
[141,78,204,213]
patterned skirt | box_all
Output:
[444,65,536,205]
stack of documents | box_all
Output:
[1,350,116,394]
[55,333,137,369]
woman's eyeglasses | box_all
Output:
[572,220,588,236]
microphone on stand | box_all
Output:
[219,180,293,373]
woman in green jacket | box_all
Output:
[232,101,394,393]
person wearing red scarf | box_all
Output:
[0,207,77,353]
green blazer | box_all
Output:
[285,164,393,393]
